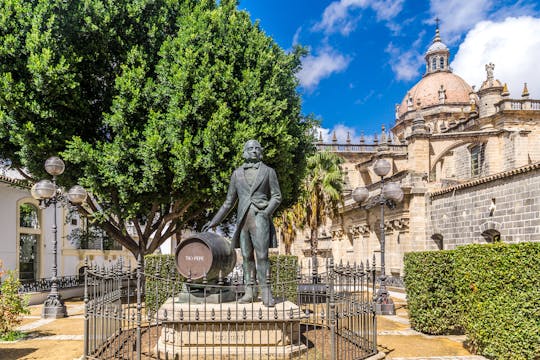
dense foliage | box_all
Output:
[0,262,29,339]
[269,254,298,302]
[144,254,183,315]
[0,0,314,257]
[454,243,540,359]
[403,250,461,334]
[404,242,540,359]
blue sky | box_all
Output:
[239,0,540,143]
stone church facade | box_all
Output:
[284,27,540,278]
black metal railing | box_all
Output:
[19,275,82,293]
[83,257,378,360]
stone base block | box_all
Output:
[155,299,308,358]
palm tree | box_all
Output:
[275,151,344,272]
[274,202,303,254]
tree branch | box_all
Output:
[16,167,34,181]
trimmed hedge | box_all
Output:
[144,254,183,315]
[454,242,540,359]
[144,254,298,313]
[404,242,540,360]
[403,250,462,335]
[269,254,298,302]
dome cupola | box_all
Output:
[424,22,450,75]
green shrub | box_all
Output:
[144,254,183,315]
[269,254,298,302]
[404,242,540,360]
[404,250,462,335]
[0,262,30,338]
[454,242,540,360]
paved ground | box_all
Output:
[0,294,486,360]
[377,292,485,359]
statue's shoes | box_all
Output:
[262,296,275,307]
[238,294,256,303]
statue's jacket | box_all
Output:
[210,162,282,248]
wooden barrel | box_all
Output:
[175,232,237,282]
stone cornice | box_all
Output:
[430,162,540,197]
[0,174,30,188]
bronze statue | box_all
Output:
[202,140,281,306]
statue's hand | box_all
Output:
[201,221,214,232]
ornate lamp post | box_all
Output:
[31,156,87,318]
[352,158,403,315]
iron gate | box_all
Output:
[83,257,378,360]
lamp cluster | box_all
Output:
[30,156,87,206]
[30,156,87,318]
[351,158,403,315]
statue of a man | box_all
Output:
[202,140,282,306]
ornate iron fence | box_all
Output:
[19,275,82,293]
[83,257,378,360]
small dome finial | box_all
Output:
[332,130,337,143]
[522,82,530,98]
[502,83,509,97]
[346,131,351,144]
[433,18,441,43]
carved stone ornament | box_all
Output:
[348,224,370,238]
[385,218,410,232]
[331,229,345,240]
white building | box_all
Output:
[0,167,133,285]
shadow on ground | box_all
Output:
[0,347,38,360]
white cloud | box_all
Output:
[385,43,424,81]
[297,47,351,91]
[317,124,362,143]
[429,0,538,44]
[292,27,302,46]
[429,0,493,44]
[452,16,540,98]
[313,0,404,36]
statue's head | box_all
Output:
[242,139,263,162]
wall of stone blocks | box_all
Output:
[428,168,540,249]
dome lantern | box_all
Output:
[425,22,450,75]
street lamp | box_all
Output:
[31,156,87,318]
[352,158,403,315]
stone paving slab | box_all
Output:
[28,335,84,341]
[383,315,411,325]
[16,318,55,331]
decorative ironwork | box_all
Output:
[19,275,82,293]
[83,258,378,360]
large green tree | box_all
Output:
[0,0,314,257]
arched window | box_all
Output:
[481,229,501,243]
[431,234,444,250]
[440,57,445,70]
[17,200,41,282]
[431,57,437,71]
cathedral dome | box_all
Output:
[396,25,473,119]
[398,72,473,117]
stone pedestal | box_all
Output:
[155,299,308,358]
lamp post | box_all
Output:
[31,156,87,318]
[352,158,403,315]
